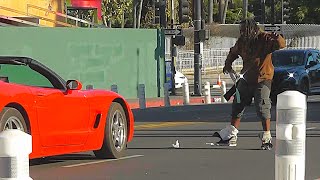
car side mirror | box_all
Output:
[306,61,317,68]
[66,80,83,90]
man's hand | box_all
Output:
[266,32,280,41]
[222,65,233,74]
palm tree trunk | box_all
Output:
[137,0,143,28]
[222,0,229,24]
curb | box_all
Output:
[127,96,233,109]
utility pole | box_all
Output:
[170,0,176,95]
[194,0,202,96]
[243,0,248,19]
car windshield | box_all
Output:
[0,63,53,88]
[272,51,305,67]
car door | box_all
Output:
[312,51,320,88]
[306,51,320,91]
[32,87,90,147]
[7,62,90,147]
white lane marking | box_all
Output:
[62,155,144,168]
[306,127,317,130]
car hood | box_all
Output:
[274,66,304,73]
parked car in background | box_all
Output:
[0,56,134,159]
[166,70,188,90]
[271,48,320,105]
[174,71,188,89]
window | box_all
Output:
[0,64,53,88]
[315,51,320,63]
[306,52,314,66]
[272,51,305,67]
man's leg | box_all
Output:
[231,117,241,129]
[254,80,272,149]
[261,118,270,131]
[214,85,247,146]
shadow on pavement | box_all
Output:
[133,102,320,123]
[30,154,96,166]
[133,103,276,122]
[128,147,261,151]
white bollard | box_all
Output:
[276,90,307,180]
[138,84,146,109]
[220,81,227,103]
[182,80,189,105]
[163,83,171,107]
[204,81,211,104]
[0,130,32,180]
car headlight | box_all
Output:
[285,72,299,85]
[286,72,299,79]
[288,72,295,78]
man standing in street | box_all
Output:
[213,18,286,150]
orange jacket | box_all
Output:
[225,31,286,84]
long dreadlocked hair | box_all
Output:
[239,18,259,40]
[239,18,260,55]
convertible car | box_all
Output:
[0,56,134,159]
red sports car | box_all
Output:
[0,56,134,159]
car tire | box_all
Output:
[94,102,128,159]
[300,79,309,96]
[0,107,28,133]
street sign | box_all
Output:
[264,25,281,32]
[164,28,182,36]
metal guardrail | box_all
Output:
[26,4,99,28]
[0,15,42,27]
[0,21,12,26]
[0,5,75,27]
[175,48,243,75]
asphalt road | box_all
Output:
[30,98,320,180]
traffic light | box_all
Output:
[154,0,166,28]
[172,35,185,46]
[178,0,189,24]
[282,0,290,23]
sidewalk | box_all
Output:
[127,95,231,109]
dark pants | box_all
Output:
[231,80,272,121]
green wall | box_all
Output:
[0,27,165,99]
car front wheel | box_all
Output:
[0,107,28,133]
[94,102,128,159]
[299,79,309,96]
